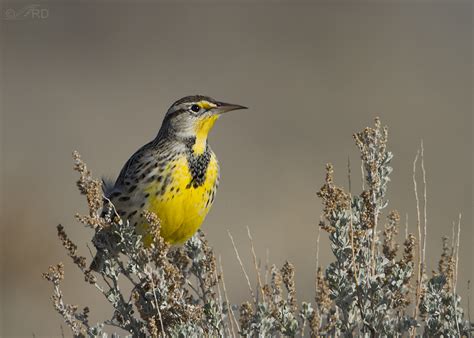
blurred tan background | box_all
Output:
[1,1,472,336]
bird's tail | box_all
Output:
[90,228,121,272]
[89,249,106,272]
[101,176,115,197]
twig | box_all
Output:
[228,231,256,302]
[315,224,321,291]
[214,267,229,337]
[468,280,472,328]
[264,248,270,285]
[368,154,381,276]
[301,317,306,338]
[219,255,239,336]
[452,214,462,335]
[145,258,164,335]
[454,214,462,291]
[186,280,201,298]
[103,195,121,222]
[348,194,359,286]
[420,141,428,267]
[451,221,456,254]
[214,267,223,310]
[247,226,265,303]
[370,191,379,276]
[347,156,359,285]
[412,149,422,336]
[347,156,352,193]
[405,213,409,239]
[103,320,130,331]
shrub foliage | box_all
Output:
[43,119,472,337]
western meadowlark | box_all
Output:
[91,95,246,271]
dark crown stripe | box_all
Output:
[172,95,215,107]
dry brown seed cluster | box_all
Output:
[402,233,416,269]
[72,151,108,229]
[358,190,375,229]
[353,117,389,230]
[353,118,388,188]
[43,263,89,336]
[395,233,416,310]
[195,231,219,300]
[42,263,65,284]
[317,163,350,223]
[57,224,87,270]
[383,210,400,261]
[308,307,321,337]
[239,301,253,332]
[271,264,283,303]
[315,267,331,314]
[281,261,297,312]
[261,265,285,319]
[437,236,455,292]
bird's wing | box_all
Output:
[114,141,156,188]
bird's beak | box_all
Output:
[214,101,248,114]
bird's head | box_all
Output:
[160,95,247,154]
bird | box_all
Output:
[90,95,246,271]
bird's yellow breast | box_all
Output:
[140,154,219,245]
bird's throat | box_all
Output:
[192,115,219,154]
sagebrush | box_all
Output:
[43,119,473,337]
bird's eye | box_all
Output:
[190,104,200,113]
